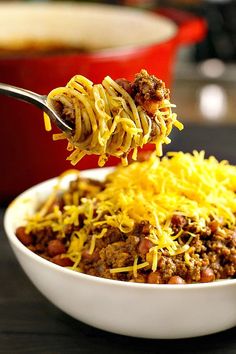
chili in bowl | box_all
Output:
[4,153,236,339]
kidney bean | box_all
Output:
[168,276,186,284]
[47,239,66,257]
[208,220,220,233]
[200,268,215,283]
[229,254,236,265]
[171,215,187,228]
[147,271,162,284]
[52,255,74,267]
[82,249,100,262]
[138,238,153,255]
[142,223,150,235]
[15,226,33,246]
[35,244,46,253]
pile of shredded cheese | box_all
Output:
[26,151,236,275]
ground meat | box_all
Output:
[16,215,236,284]
[51,99,76,129]
[102,227,126,244]
[71,218,236,283]
[116,69,170,117]
[131,69,169,100]
[133,220,151,235]
[116,71,169,145]
[115,78,132,95]
[171,214,188,233]
[15,176,236,285]
[131,69,170,116]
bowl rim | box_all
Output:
[4,167,236,291]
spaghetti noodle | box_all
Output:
[45,70,183,166]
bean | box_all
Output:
[168,276,186,284]
[200,268,215,283]
[208,220,219,233]
[147,271,162,284]
[47,239,66,257]
[52,255,74,267]
[171,214,187,228]
[142,223,150,235]
[15,226,33,246]
[82,249,100,262]
[230,254,236,265]
[138,238,153,255]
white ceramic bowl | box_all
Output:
[4,168,236,339]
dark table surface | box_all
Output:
[1,124,236,354]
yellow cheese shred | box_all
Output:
[110,261,149,274]
[25,151,236,274]
[43,112,52,131]
[95,150,236,271]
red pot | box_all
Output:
[0,3,206,202]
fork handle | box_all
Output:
[0,82,47,109]
[0,82,72,134]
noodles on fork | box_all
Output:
[44,70,183,166]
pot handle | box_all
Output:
[154,8,207,45]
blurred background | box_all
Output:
[2,0,235,124]
[0,0,236,202]
[161,0,236,125]
[118,0,236,125]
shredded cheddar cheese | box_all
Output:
[110,261,149,275]
[43,112,52,132]
[25,151,236,275]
